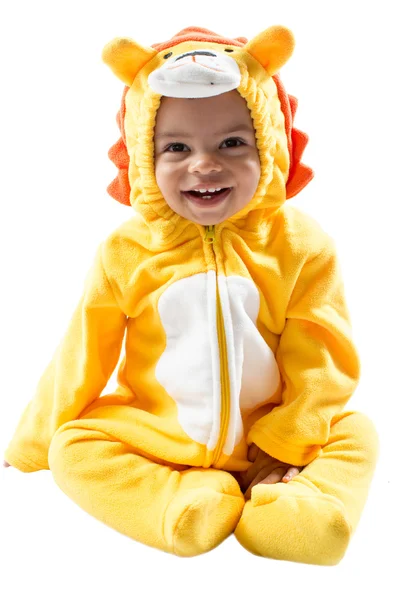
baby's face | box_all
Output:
[154,90,261,226]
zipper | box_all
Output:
[203,225,230,466]
[204,225,215,243]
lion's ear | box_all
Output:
[243,26,295,75]
[102,37,158,86]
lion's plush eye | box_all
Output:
[163,52,173,59]
[224,49,234,53]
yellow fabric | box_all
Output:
[45,409,378,563]
[5,244,127,472]
[48,424,245,557]
[5,208,360,473]
[4,25,379,564]
[235,411,379,565]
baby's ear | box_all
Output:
[243,25,295,75]
[102,37,157,86]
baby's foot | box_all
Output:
[163,468,245,557]
[235,478,352,566]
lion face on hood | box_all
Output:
[102,25,313,243]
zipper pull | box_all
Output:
[204,225,215,243]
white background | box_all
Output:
[1,1,398,598]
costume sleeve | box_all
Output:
[4,243,127,472]
[246,239,361,466]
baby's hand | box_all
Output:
[3,460,10,468]
[239,444,303,500]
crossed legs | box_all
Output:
[48,409,378,564]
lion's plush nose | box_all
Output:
[175,50,217,61]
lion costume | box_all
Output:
[4,25,379,565]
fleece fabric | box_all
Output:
[4,25,379,565]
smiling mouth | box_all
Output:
[182,187,232,207]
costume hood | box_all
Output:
[102,25,313,247]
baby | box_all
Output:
[153,90,303,496]
[3,25,379,566]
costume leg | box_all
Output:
[234,410,379,566]
[48,418,245,557]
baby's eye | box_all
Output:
[165,143,188,152]
[220,137,245,148]
[164,138,245,152]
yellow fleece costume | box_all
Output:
[4,25,379,565]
